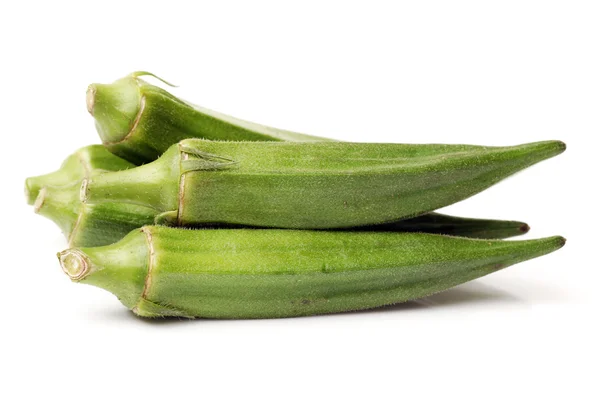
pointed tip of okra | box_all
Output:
[519,223,530,234]
[57,249,90,281]
[539,235,567,253]
[87,75,143,145]
[519,140,566,160]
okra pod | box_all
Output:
[83,139,565,229]
[25,145,134,205]
[87,72,330,164]
[29,145,531,246]
[34,180,531,245]
[58,226,565,318]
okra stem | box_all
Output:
[25,145,134,205]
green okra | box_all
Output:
[58,226,566,319]
[82,139,565,229]
[25,145,133,205]
[87,72,331,164]
[28,145,531,247]
[34,180,532,246]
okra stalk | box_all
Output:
[58,226,566,319]
[25,145,134,204]
[83,139,565,229]
[87,72,330,164]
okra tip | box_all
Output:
[551,140,567,157]
[519,223,530,233]
[525,140,566,160]
[58,249,90,281]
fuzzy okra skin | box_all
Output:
[28,145,530,246]
[34,179,530,246]
[87,72,330,164]
[35,182,532,244]
[58,226,566,319]
[25,145,134,205]
[83,139,565,229]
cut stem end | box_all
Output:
[86,85,96,115]
[58,249,90,281]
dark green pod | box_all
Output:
[348,212,530,239]
[87,72,330,164]
[58,226,566,319]
[83,139,565,229]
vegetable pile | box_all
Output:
[26,72,566,319]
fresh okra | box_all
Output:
[27,145,532,246]
[25,145,133,205]
[35,181,532,246]
[58,226,565,318]
[82,139,565,229]
[87,72,331,164]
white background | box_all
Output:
[1,1,598,399]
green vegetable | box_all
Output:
[25,145,133,205]
[87,72,331,164]
[28,145,531,246]
[35,180,532,246]
[58,226,565,318]
[83,139,565,229]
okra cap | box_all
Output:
[87,75,143,145]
